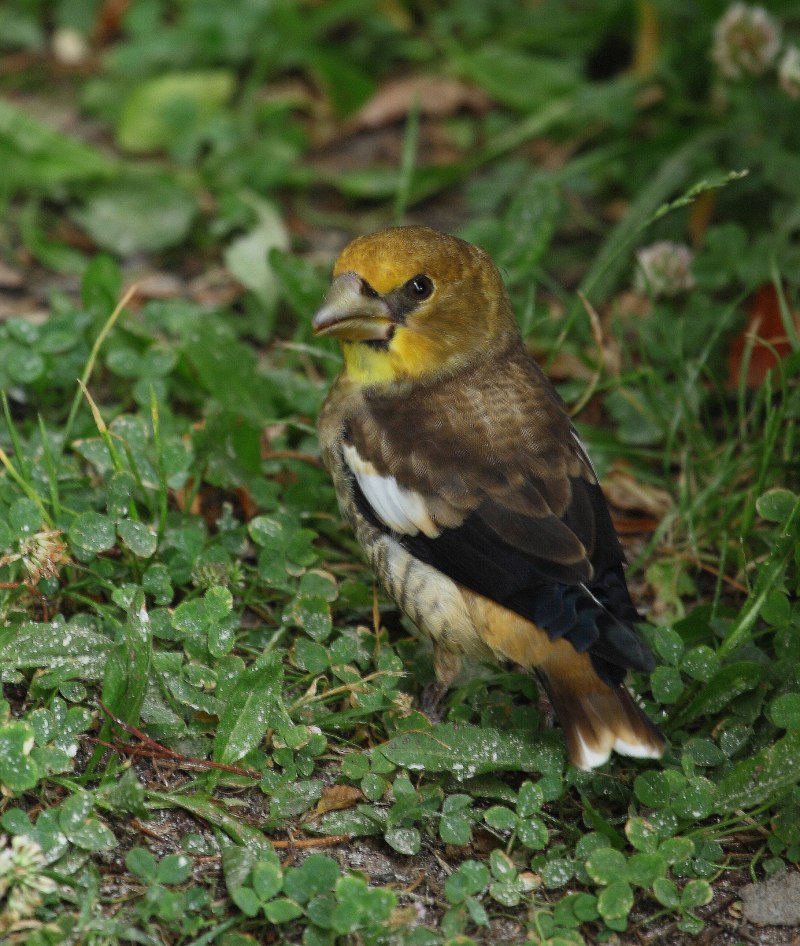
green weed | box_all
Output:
[0,2,798,944]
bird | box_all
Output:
[313,225,665,770]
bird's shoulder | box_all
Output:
[347,338,588,496]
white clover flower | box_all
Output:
[51,28,89,66]
[711,3,781,79]
[392,691,414,717]
[18,530,71,583]
[779,45,800,97]
[0,529,71,584]
[635,242,695,298]
[0,835,56,922]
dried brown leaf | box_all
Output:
[727,283,800,389]
[345,75,490,133]
[603,465,672,518]
[316,784,364,815]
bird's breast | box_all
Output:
[324,436,488,659]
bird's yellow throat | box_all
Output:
[341,328,474,387]
[341,341,403,385]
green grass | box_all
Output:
[0,1,799,944]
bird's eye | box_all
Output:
[407,275,434,300]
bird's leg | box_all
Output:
[419,681,448,722]
[538,689,556,729]
[533,669,556,729]
[420,646,462,723]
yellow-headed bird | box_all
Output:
[314,225,665,770]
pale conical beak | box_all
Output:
[312,272,393,342]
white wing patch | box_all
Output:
[342,443,441,538]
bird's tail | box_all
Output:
[538,670,665,770]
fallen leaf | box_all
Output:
[727,283,800,388]
[603,464,672,518]
[93,0,134,46]
[315,784,363,815]
[612,515,660,535]
[344,75,490,133]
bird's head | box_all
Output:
[312,226,517,386]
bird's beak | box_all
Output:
[312,272,393,342]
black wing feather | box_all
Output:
[347,461,654,686]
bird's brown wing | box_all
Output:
[340,345,655,686]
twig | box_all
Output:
[88,737,258,779]
[129,817,170,841]
[271,834,350,850]
[95,700,261,780]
